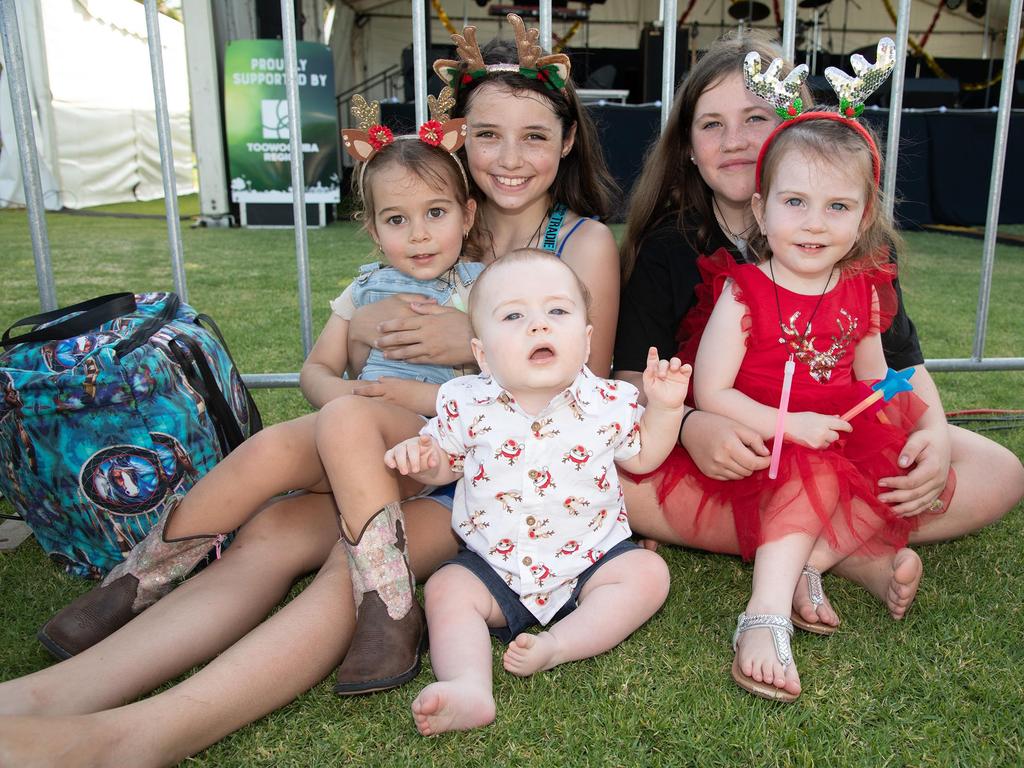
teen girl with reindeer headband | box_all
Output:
[343,13,623,379]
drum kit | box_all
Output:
[726,0,837,74]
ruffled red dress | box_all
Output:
[636,250,948,561]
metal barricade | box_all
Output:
[1,0,1021,380]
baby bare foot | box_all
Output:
[887,548,923,620]
[502,632,559,677]
[735,625,802,697]
[792,571,840,629]
[410,681,495,737]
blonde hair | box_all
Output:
[468,248,592,331]
[749,116,901,271]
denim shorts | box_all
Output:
[413,482,456,512]
[443,538,638,643]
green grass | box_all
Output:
[1,197,1023,767]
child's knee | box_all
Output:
[630,549,671,605]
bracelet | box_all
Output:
[678,407,699,443]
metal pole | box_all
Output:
[412,0,427,125]
[660,0,678,130]
[144,0,188,302]
[540,0,552,51]
[0,0,56,311]
[972,0,1022,361]
[281,0,314,356]
[883,0,911,222]
[782,0,797,62]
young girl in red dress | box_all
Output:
[659,43,953,702]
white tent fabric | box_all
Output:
[0,0,195,210]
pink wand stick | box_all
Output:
[769,356,796,480]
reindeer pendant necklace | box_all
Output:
[769,258,839,383]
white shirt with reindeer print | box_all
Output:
[423,367,644,624]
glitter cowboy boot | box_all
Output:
[37,496,224,659]
[333,501,426,695]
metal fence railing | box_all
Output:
[1,0,1021,381]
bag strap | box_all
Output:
[196,314,263,435]
[2,293,137,350]
[167,334,248,455]
[114,294,181,358]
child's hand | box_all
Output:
[785,412,852,450]
[384,435,442,476]
[641,347,692,412]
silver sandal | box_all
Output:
[730,613,798,702]
[791,565,839,636]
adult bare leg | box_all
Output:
[0,497,457,767]
[0,492,338,716]
[908,425,1024,544]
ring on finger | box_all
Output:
[927,498,944,512]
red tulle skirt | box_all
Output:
[629,392,955,561]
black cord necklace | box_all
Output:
[484,205,550,263]
[769,257,836,349]
[713,197,756,244]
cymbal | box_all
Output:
[727,0,771,21]
[797,0,832,8]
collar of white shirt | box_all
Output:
[470,366,624,418]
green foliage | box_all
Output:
[1,200,1022,766]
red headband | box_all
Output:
[755,111,882,194]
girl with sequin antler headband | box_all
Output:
[658,39,951,702]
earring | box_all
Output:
[463,230,469,240]
[689,155,696,164]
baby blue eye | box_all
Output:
[830,202,849,211]
[784,198,803,207]
[502,312,523,321]
[549,308,569,316]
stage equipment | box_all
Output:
[967,0,987,17]
[640,23,689,102]
[728,0,771,20]
[797,0,832,7]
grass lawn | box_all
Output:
[1,197,1022,766]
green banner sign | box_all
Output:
[224,40,339,203]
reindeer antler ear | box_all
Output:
[743,52,809,119]
[824,37,896,118]
[428,86,457,123]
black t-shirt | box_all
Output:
[614,214,924,373]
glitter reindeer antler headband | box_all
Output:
[743,38,896,192]
[432,13,571,93]
[341,89,469,196]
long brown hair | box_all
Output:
[748,115,902,271]
[621,30,808,279]
[451,39,619,220]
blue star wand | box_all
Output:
[840,367,915,423]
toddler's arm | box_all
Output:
[300,316,375,408]
[385,434,460,486]
[617,348,691,473]
[352,378,441,417]
[695,281,850,450]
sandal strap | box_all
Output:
[802,565,825,608]
[732,613,794,669]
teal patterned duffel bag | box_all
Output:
[0,292,261,578]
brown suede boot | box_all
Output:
[333,501,426,695]
[37,496,224,659]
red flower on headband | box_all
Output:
[367,124,394,151]
[419,120,444,146]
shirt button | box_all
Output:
[531,421,541,433]
[522,556,533,566]
[526,516,536,526]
